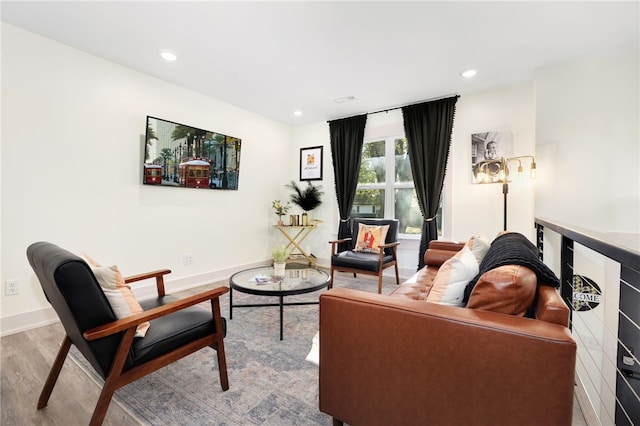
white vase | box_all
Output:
[273,262,286,277]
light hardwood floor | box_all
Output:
[1,284,588,425]
[1,321,136,425]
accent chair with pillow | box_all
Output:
[329,218,400,294]
[27,241,230,426]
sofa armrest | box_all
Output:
[423,241,464,266]
[536,285,570,326]
[427,240,463,251]
[319,288,576,426]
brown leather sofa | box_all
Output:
[319,240,577,426]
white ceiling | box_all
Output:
[2,1,638,126]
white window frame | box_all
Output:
[356,135,445,239]
[356,136,416,237]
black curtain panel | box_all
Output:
[402,96,458,269]
[329,114,368,252]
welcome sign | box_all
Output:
[573,275,602,311]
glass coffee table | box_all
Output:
[229,265,330,340]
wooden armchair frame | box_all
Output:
[329,237,400,294]
[37,268,229,426]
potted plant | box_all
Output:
[271,245,290,276]
[272,200,291,225]
[286,181,324,225]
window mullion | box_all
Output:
[385,137,395,219]
[354,134,442,238]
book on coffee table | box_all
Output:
[250,274,285,284]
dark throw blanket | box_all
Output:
[462,232,560,305]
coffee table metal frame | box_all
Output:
[228,266,329,340]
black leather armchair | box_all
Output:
[27,242,229,426]
[329,218,400,294]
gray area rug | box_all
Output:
[69,274,401,425]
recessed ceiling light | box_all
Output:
[293,110,303,116]
[461,69,477,78]
[161,51,177,62]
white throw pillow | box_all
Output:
[81,254,149,338]
[466,234,491,264]
[426,245,480,306]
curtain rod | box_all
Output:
[327,94,460,123]
[367,94,460,116]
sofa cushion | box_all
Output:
[134,295,225,366]
[426,245,479,306]
[463,232,560,305]
[390,265,440,300]
[466,264,537,316]
[354,223,390,253]
[333,250,395,272]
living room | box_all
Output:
[1,2,638,425]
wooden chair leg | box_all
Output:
[89,385,117,426]
[89,329,137,426]
[216,339,229,391]
[38,335,72,409]
[394,263,400,284]
[211,297,229,391]
[329,266,334,289]
[377,273,383,294]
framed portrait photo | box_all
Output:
[300,146,323,181]
[471,130,513,184]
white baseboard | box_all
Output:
[1,306,60,337]
[1,260,271,337]
[1,257,413,337]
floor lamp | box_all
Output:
[473,156,536,231]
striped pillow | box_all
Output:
[81,254,149,338]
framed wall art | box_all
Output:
[471,130,513,184]
[143,116,241,190]
[300,145,323,181]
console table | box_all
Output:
[274,219,322,267]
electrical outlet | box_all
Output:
[183,254,193,265]
[5,280,19,296]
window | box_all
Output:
[351,136,443,236]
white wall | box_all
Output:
[447,84,536,242]
[535,51,640,234]
[1,24,293,330]
[289,121,333,261]
[534,50,639,425]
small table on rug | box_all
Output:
[229,266,330,340]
